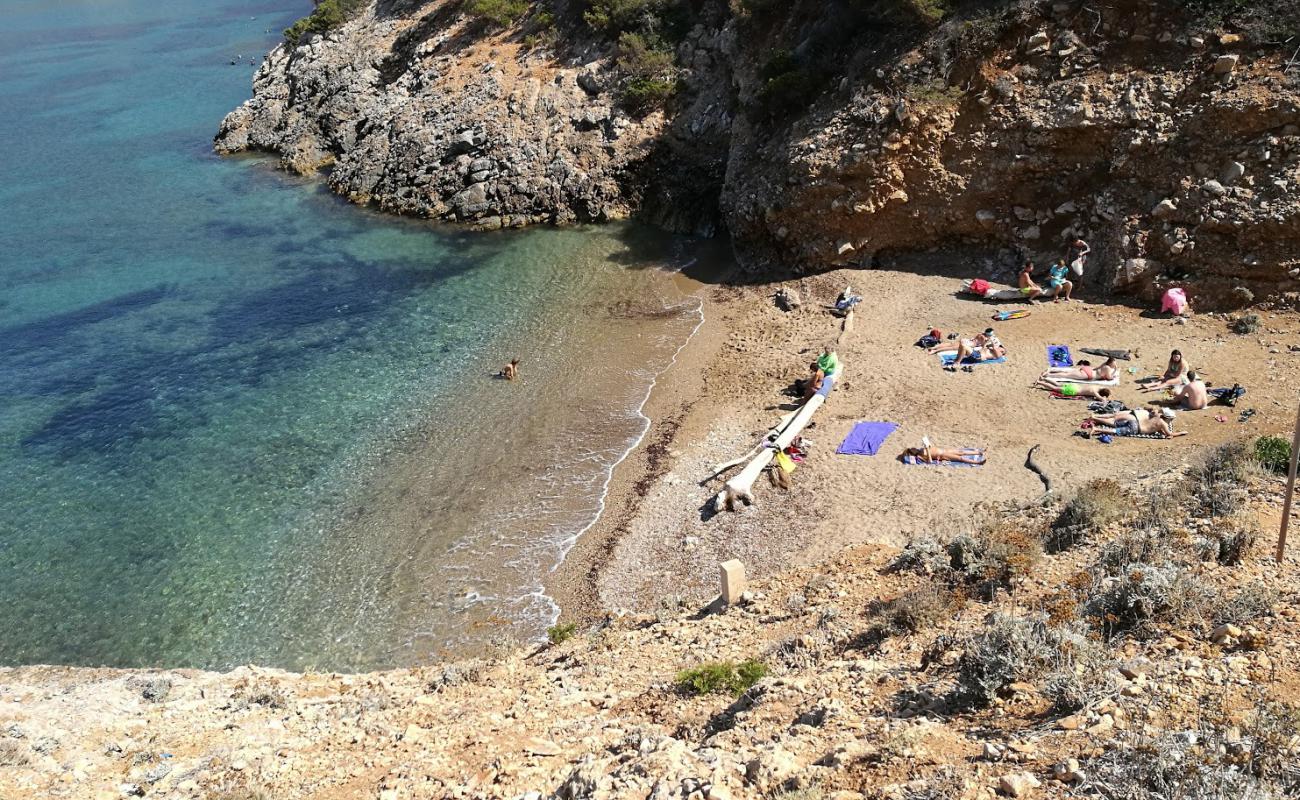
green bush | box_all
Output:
[676,660,768,696]
[755,50,820,118]
[467,0,530,28]
[583,0,691,41]
[283,0,367,44]
[1255,435,1292,475]
[617,32,676,112]
[546,622,576,645]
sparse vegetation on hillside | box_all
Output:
[283,0,367,44]
[676,659,768,696]
[466,0,531,28]
[1255,434,1292,474]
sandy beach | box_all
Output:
[551,254,1300,620]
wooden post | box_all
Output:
[1276,396,1300,562]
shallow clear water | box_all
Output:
[0,0,707,671]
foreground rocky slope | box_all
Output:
[217,0,1300,306]
[4,445,1299,799]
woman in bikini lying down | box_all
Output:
[900,444,987,465]
[1039,357,1118,383]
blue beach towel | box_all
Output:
[836,421,898,456]
[1048,345,1073,368]
[939,352,1007,367]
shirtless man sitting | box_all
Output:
[1162,370,1207,410]
[1089,406,1187,438]
[1018,262,1044,302]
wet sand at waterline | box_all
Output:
[554,257,1300,620]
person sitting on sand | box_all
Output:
[1048,259,1074,302]
[901,438,986,465]
[1089,406,1186,438]
[1033,379,1112,399]
[1018,261,1044,302]
[500,358,520,381]
[796,362,825,401]
[1139,349,1191,393]
[930,328,1002,356]
[1040,357,1117,383]
[1160,370,1208,410]
[817,346,840,377]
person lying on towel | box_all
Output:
[1088,407,1186,438]
[1032,380,1112,399]
[930,329,1004,370]
[1040,357,1117,383]
[900,438,987,465]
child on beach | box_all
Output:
[500,359,520,381]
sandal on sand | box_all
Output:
[944,365,957,372]
[962,365,974,373]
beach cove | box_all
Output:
[0,0,717,672]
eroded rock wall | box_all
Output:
[217,0,1300,305]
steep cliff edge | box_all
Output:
[217,0,1300,306]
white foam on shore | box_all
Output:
[534,284,707,634]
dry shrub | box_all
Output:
[894,519,1042,599]
[945,613,1113,713]
[863,583,962,648]
[1085,721,1300,799]
[1084,562,1213,640]
[1047,478,1130,552]
[0,739,29,767]
[1193,514,1261,565]
[1192,440,1257,517]
[1208,582,1278,628]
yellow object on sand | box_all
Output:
[775,451,796,474]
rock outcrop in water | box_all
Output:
[217,0,1300,306]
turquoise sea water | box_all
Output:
[0,0,706,670]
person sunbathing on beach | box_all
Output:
[932,329,1003,370]
[1159,371,1208,410]
[1139,349,1191,393]
[900,441,986,465]
[1089,407,1186,438]
[1041,357,1117,383]
[500,358,520,380]
[1032,379,1112,399]
[1048,259,1074,302]
[1018,262,1044,302]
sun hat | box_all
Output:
[1160,408,1177,420]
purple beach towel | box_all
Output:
[836,421,898,456]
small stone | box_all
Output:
[1222,162,1246,185]
[998,771,1041,797]
[524,737,562,757]
[1202,179,1227,197]
[1214,54,1240,74]
[1152,198,1177,218]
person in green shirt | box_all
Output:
[817,346,839,376]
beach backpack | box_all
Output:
[1070,257,1085,277]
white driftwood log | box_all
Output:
[712,367,843,512]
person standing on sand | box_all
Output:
[1069,238,1090,276]
[500,358,520,381]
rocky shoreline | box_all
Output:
[217,0,1300,307]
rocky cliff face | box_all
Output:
[217,0,1300,306]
